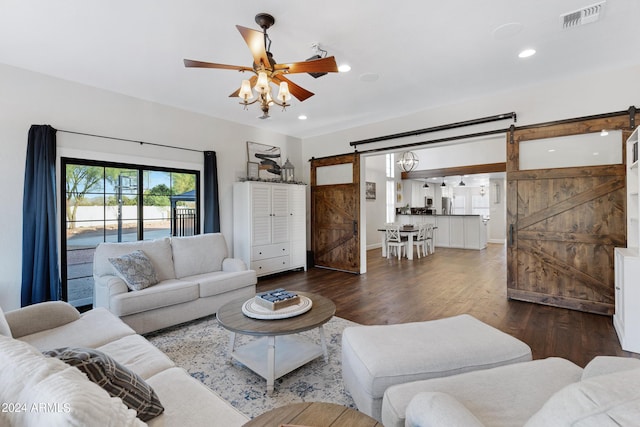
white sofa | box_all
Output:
[382,355,640,427]
[0,301,249,427]
[93,233,257,334]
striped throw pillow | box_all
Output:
[43,347,164,421]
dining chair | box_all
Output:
[412,223,429,259]
[385,224,407,260]
[424,223,435,255]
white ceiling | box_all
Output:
[1,0,638,139]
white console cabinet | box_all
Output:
[233,181,307,277]
[614,126,640,353]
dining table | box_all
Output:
[378,226,420,260]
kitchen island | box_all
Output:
[396,214,488,250]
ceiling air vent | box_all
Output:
[560,1,606,29]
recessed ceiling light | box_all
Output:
[338,64,351,73]
[359,73,379,83]
[600,129,609,136]
[518,48,536,58]
[492,22,524,40]
[298,115,307,120]
[548,149,556,152]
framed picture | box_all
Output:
[366,182,376,200]
[247,141,282,180]
[247,162,259,180]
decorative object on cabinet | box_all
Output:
[614,126,640,352]
[247,141,282,179]
[233,181,307,277]
[247,161,259,180]
[366,182,376,200]
[281,158,295,182]
[397,151,419,172]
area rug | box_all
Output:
[145,315,357,419]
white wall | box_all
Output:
[363,156,387,250]
[489,178,507,244]
[0,63,301,310]
[301,64,640,176]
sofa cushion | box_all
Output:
[146,367,249,427]
[94,237,176,281]
[44,347,164,421]
[109,279,199,316]
[382,357,583,427]
[171,233,228,278]
[190,270,257,298]
[0,334,143,427]
[96,334,175,380]
[0,305,11,337]
[18,307,136,351]
[525,367,640,427]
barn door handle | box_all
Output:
[509,224,514,246]
[353,220,358,236]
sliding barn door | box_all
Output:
[310,153,360,273]
[507,115,636,315]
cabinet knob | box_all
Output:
[259,252,262,254]
[616,286,621,290]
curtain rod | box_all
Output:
[57,129,204,153]
[349,112,517,147]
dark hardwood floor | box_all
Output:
[258,243,639,368]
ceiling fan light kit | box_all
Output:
[184,12,339,119]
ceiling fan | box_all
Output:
[183,13,339,118]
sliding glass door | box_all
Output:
[61,158,199,308]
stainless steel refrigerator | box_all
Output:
[442,197,452,215]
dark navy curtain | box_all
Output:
[21,125,61,306]
[203,151,221,233]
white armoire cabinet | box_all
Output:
[614,126,640,353]
[233,181,307,277]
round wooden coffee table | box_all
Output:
[243,402,381,427]
[217,292,336,393]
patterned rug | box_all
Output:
[145,315,357,419]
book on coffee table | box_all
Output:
[254,288,300,311]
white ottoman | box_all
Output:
[341,314,532,421]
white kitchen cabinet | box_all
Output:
[233,181,307,277]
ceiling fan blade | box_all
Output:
[235,25,270,69]
[229,75,258,98]
[274,56,339,74]
[272,75,314,102]
[184,59,253,72]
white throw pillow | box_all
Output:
[0,334,143,426]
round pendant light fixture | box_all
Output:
[397,151,419,172]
